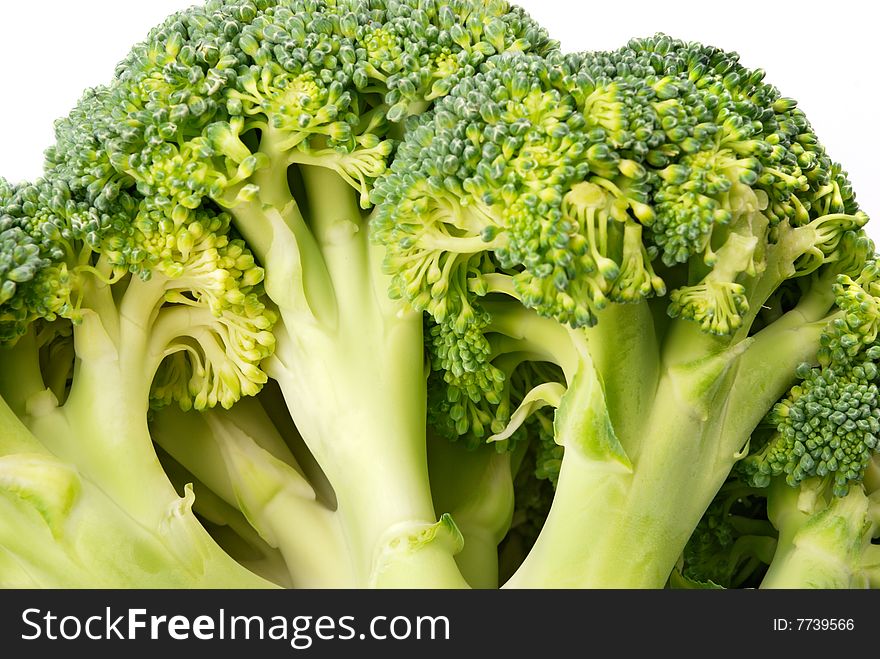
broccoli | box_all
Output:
[373,37,873,587]
[426,425,520,588]
[736,267,880,587]
[0,168,277,586]
[1,0,555,587]
[1,0,877,591]
[677,275,880,589]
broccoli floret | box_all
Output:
[0,161,274,588]
[0,163,278,586]
[732,267,880,587]
[373,36,873,587]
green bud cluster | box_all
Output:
[426,311,506,442]
[744,271,880,497]
[680,491,772,588]
[376,37,864,338]
[1,180,77,342]
[57,0,554,217]
[0,173,276,412]
[744,358,880,497]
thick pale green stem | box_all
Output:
[505,344,637,588]
[0,467,272,588]
[0,392,44,456]
[23,276,266,587]
[0,397,271,588]
[761,482,875,588]
[232,198,338,326]
[715,315,829,468]
[152,402,354,588]
[25,306,177,528]
[483,299,579,373]
[713,284,837,469]
[508,306,828,588]
[6,271,206,536]
[265,167,467,587]
[269,313,467,587]
[232,130,338,324]
[662,315,730,372]
[587,301,659,458]
[449,461,513,589]
[175,475,296,588]
[255,127,299,210]
[506,379,714,587]
[300,166,374,319]
[428,436,515,589]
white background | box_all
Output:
[0,0,876,236]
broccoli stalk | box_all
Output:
[374,40,872,587]
[427,430,517,588]
[47,0,554,587]
[0,387,271,587]
[158,447,299,588]
[151,396,354,587]
[759,478,880,588]
[248,166,459,586]
[508,284,836,586]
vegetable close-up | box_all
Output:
[0,0,877,590]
